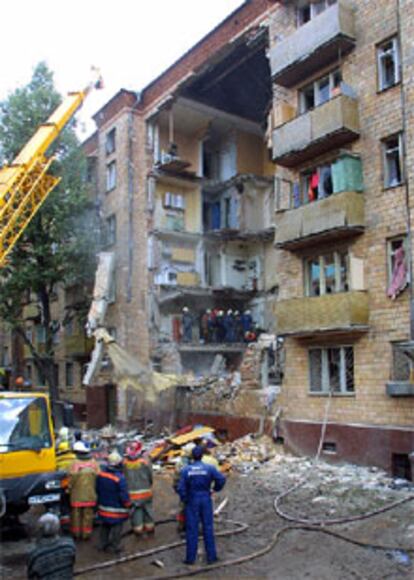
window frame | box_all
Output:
[309,346,355,394]
[386,235,409,286]
[105,128,116,155]
[377,36,401,92]
[105,214,117,247]
[106,160,117,192]
[382,133,404,189]
[304,250,349,296]
[297,0,337,27]
[299,69,342,114]
[65,362,74,388]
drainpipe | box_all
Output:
[397,0,414,340]
[127,111,134,303]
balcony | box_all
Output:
[276,291,369,336]
[64,335,94,358]
[272,95,360,167]
[275,190,364,250]
[270,0,356,87]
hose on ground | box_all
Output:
[74,518,248,576]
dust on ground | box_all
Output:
[2,446,414,579]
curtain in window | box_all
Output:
[387,246,408,300]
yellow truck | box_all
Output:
[0,392,64,518]
[0,71,102,519]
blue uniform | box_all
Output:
[178,460,226,564]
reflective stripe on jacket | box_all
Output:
[96,467,131,523]
[68,458,99,507]
[124,458,153,502]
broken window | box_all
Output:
[297,0,337,26]
[383,134,404,188]
[387,236,409,299]
[106,161,117,192]
[309,346,354,394]
[105,128,116,155]
[304,251,349,296]
[299,69,342,114]
[377,37,400,91]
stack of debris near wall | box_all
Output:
[175,339,281,439]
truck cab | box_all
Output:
[0,392,64,518]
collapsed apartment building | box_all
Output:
[3,0,414,476]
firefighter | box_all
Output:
[173,442,195,534]
[56,440,76,531]
[96,451,131,554]
[124,441,154,536]
[68,441,99,540]
[178,445,226,565]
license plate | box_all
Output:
[28,493,60,505]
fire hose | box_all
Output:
[75,394,414,577]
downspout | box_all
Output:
[127,110,134,303]
[396,0,414,339]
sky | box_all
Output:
[1,0,244,136]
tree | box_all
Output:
[0,62,97,410]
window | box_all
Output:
[387,236,409,299]
[383,134,404,188]
[65,362,74,388]
[2,346,9,367]
[377,37,400,91]
[297,0,337,27]
[105,215,117,247]
[305,251,349,296]
[164,192,185,210]
[105,128,116,155]
[86,157,96,184]
[391,343,411,382]
[299,69,342,113]
[309,346,354,393]
[106,161,117,191]
[65,318,74,337]
[35,325,46,344]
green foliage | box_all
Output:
[0,62,97,399]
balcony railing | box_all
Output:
[272,95,360,167]
[270,0,356,87]
[275,190,364,249]
[276,291,369,336]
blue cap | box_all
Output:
[192,445,204,461]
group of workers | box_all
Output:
[182,306,256,343]
[28,431,226,578]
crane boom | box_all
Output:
[0,77,100,267]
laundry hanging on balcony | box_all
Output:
[387,246,408,300]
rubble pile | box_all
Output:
[217,434,277,474]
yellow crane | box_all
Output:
[0,71,102,521]
[0,70,102,266]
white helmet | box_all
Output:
[73,441,89,454]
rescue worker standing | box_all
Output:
[173,442,195,534]
[177,445,226,565]
[96,451,131,554]
[56,440,76,531]
[124,441,155,536]
[68,441,99,540]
